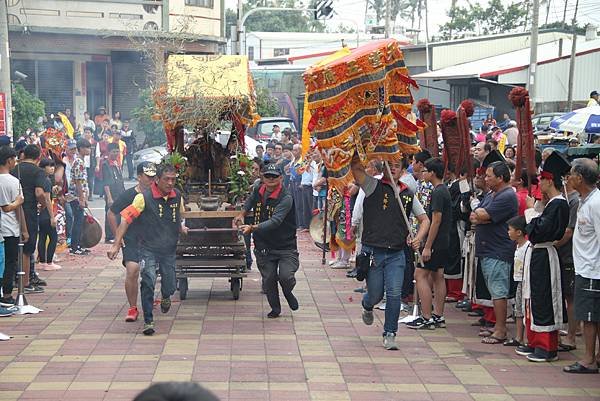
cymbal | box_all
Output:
[309,213,330,245]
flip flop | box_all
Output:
[503,338,521,347]
[563,362,599,374]
[482,336,507,344]
[478,329,493,337]
[558,343,577,352]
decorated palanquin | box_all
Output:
[303,39,421,189]
[153,55,260,154]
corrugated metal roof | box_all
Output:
[413,38,600,80]
[246,31,410,42]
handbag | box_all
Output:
[355,251,372,282]
[80,208,102,248]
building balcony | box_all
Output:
[8,0,223,42]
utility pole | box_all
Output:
[566,0,580,111]
[448,0,457,39]
[384,0,391,38]
[561,0,568,30]
[544,0,551,25]
[0,0,12,138]
[527,0,540,110]
[235,0,244,55]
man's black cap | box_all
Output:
[542,151,570,179]
[137,161,157,177]
[481,150,505,169]
[263,163,282,176]
[591,90,599,97]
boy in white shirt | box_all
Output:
[506,215,529,347]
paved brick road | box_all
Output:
[1,232,599,401]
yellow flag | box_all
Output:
[301,47,351,158]
[58,112,74,138]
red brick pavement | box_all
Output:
[0,233,599,401]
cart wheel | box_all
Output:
[231,278,241,300]
[178,278,188,300]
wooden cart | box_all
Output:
[176,210,247,300]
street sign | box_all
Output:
[0,93,6,136]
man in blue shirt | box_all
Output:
[470,156,518,344]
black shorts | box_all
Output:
[574,275,600,322]
[23,210,39,255]
[561,263,575,298]
[420,248,449,272]
[121,241,140,267]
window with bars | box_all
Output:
[185,0,213,8]
[273,48,290,57]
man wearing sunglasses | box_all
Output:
[233,163,299,318]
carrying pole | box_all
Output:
[321,172,328,266]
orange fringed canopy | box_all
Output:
[303,39,421,189]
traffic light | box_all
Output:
[313,0,333,20]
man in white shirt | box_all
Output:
[82,111,96,133]
[565,158,600,374]
[0,146,25,305]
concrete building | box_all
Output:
[7,0,225,129]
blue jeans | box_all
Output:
[69,200,84,251]
[64,201,73,240]
[139,248,176,323]
[361,246,406,334]
[0,241,5,279]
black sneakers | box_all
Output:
[406,316,436,330]
[432,314,446,328]
[515,345,535,356]
[0,296,15,307]
[160,298,171,313]
[30,275,47,287]
[24,285,44,294]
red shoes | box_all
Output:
[125,306,139,322]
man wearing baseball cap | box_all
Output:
[107,161,156,322]
[233,163,300,318]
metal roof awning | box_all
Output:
[413,38,600,82]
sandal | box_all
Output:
[478,329,493,337]
[503,338,521,347]
[482,335,507,344]
[558,343,577,352]
[563,362,599,374]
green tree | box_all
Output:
[540,21,585,35]
[367,0,419,28]
[255,87,280,117]
[11,83,45,140]
[131,88,165,147]
[439,0,528,40]
[225,0,325,38]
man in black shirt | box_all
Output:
[233,163,299,319]
[351,156,429,350]
[11,145,53,292]
[107,161,156,323]
[108,165,187,336]
[408,157,452,330]
[103,143,126,243]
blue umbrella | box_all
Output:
[549,105,600,134]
